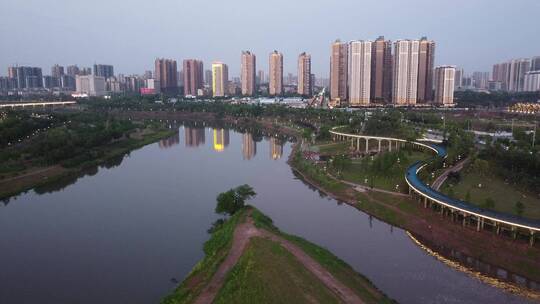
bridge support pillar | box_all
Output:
[423,197,428,208]
[356,138,360,151]
[476,217,481,232]
[389,140,392,152]
[365,138,369,153]
[511,227,517,240]
[378,140,381,152]
[462,215,467,227]
[531,231,536,246]
[496,223,501,235]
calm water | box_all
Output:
[0,126,533,304]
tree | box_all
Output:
[215,184,256,216]
[514,201,525,216]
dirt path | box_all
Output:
[193,216,364,304]
[193,221,261,304]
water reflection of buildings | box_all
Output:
[159,133,180,149]
[270,137,283,160]
[406,232,540,299]
[242,133,257,160]
[184,127,205,147]
[213,129,230,152]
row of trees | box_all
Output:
[0,112,138,174]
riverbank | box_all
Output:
[111,109,540,290]
[162,206,394,304]
[288,140,540,293]
[0,128,174,200]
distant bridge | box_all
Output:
[329,127,539,246]
[0,101,77,109]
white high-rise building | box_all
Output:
[507,59,531,92]
[392,39,420,105]
[434,66,456,106]
[75,75,106,96]
[524,71,540,92]
[348,40,372,106]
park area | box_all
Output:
[441,169,540,220]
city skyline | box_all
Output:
[2,0,539,77]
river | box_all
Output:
[0,126,534,303]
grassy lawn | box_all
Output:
[340,150,429,192]
[250,209,394,304]
[315,142,349,155]
[214,237,342,304]
[441,171,540,220]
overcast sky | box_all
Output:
[1,0,539,78]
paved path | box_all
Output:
[431,158,470,191]
[327,173,409,198]
[193,216,364,304]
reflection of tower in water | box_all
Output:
[158,133,180,149]
[184,127,205,147]
[213,129,230,152]
[270,137,283,160]
[242,132,257,160]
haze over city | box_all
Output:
[2,0,540,76]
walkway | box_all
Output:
[329,127,540,244]
[431,157,469,191]
[193,216,364,304]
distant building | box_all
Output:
[183,59,204,97]
[93,64,114,78]
[330,40,348,105]
[524,71,540,92]
[257,70,265,84]
[297,52,312,97]
[434,65,455,106]
[454,67,463,90]
[8,66,43,89]
[155,58,178,95]
[75,75,106,96]
[417,37,435,103]
[370,36,392,102]
[241,51,256,96]
[269,50,283,96]
[205,69,212,86]
[392,39,419,105]
[531,56,540,72]
[212,62,229,97]
[60,75,76,90]
[51,64,65,78]
[472,71,490,89]
[507,59,530,92]
[349,40,372,106]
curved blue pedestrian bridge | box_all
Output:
[329,128,539,245]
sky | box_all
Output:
[1,0,539,78]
